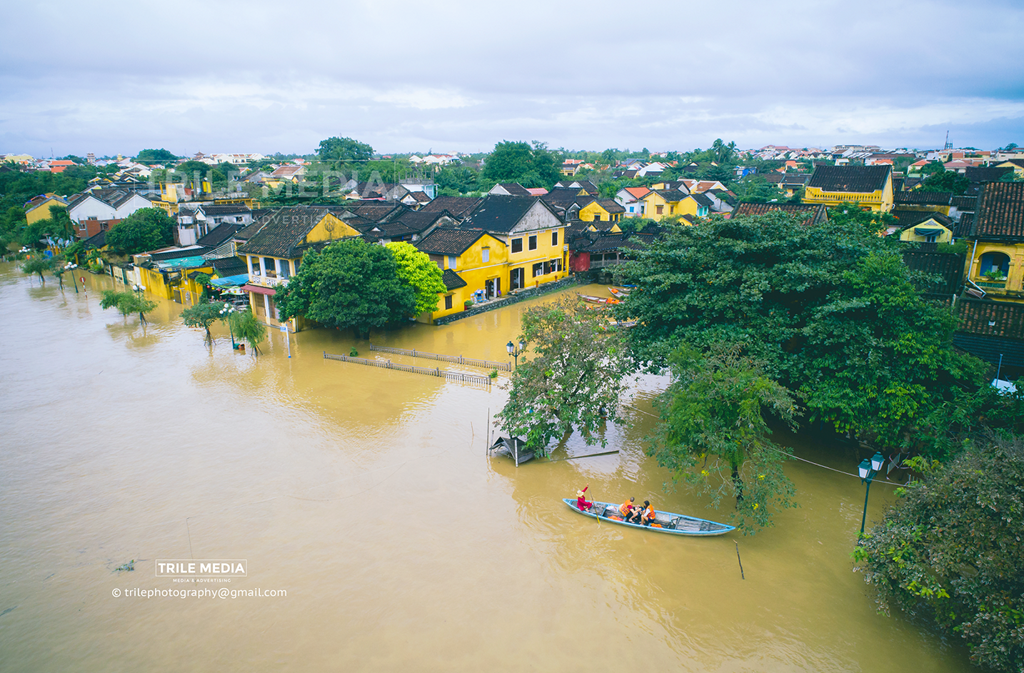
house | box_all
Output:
[236,205,362,331]
[263,165,306,189]
[48,160,75,174]
[420,196,481,220]
[414,228,508,321]
[67,188,155,223]
[732,202,829,227]
[554,180,599,196]
[641,190,711,220]
[615,186,652,217]
[176,203,253,245]
[577,198,625,224]
[802,165,894,212]
[952,299,1024,376]
[962,182,1024,304]
[24,194,68,225]
[894,211,954,244]
[488,182,532,196]
[994,159,1024,177]
[459,195,567,293]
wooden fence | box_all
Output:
[369,344,511,371]
[324,351,493,388]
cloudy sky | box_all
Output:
[2,0,1022,157]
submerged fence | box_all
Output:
[368,344,511,372]
[324,351,493,388]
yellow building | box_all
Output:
[415,229,509,321]
[896,212,954,244]
[24,194,68,225]
[963,182,1024,304]
[995,159,1024,177]
[803,165,894,212]
[577,198,625,223]
[237,205,361,331]
[640,190,711,220]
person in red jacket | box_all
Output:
[576,485,593,511]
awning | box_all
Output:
[914,227,943,235]
[211,273,251,288]
[241,284,276,296]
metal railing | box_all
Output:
[324,352,493,387]
[369,344,511,371]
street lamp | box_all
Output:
[219,302,238,349]
[65,262,79,294]
[858,452,885,536]
[506,339,526,369]
[132,283,146,295]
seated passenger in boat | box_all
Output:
[627,500,647,524]
[618,497,635,518]
[640,501,656,526]
[576,486,593,511]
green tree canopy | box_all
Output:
[21,254,55,282]
[615,211,986,455]
[228,308,266,355]
[919,168,970,195]
[105,208,175,256]
[317,136,374,164]
[135,149,179,164]
[496,295,630,455]
[276,238,415,337]
[385,242,446,316]
[482,141,562,188]
[181,301,223,342]
[100,290,156,323]
[435,166,479,195]
[856,434,1024,673]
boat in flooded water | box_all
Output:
[563,499,735,536]
[578,294,619,305]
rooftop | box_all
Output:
[807,165,891,193]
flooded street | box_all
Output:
[0,261,971,672]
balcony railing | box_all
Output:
[249,274,289,288]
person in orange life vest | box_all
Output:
[626,499,645,524]
[576,485,593,511]
[618,497,635,518]
[640,501,656,526]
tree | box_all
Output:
[385,242,446,316]
[496,295,630,456]
[276,238,415,338]
[615,211,986,455]
[650,342,798,533]
[481,141,562,188]
[227,308,266,355]
[856,434,1024,673]
[181,301,223,342]
[105,208,175,256]
[21,254,54,283]
[100,290,157,324]
[920,169,970,195]
[435,166,479,194]
[135,149,179,164]
[317,136,374,164]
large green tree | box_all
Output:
[181,301,223,342]
[856,434,1024,673]
[317,136,374,164]
[496,295,630,456]
[385,242,445,316]
[651,342,798,533]
[21,254,55,283]
[276,238,415,337]
[105,208,175,256]
[482,141,562,188]
[615,211,986,455]
[919,168,970,195]
[135,149,179,164]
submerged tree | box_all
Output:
[228,308,267,356]
[649,343,799,534]
[181,301,223,342]
[21,254,55,283]
[385,242,446,316]
[496,295,630,456]
[100,290,157,324]
[856,434,1024,673]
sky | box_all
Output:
[1,0,1022,158]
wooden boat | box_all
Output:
[578,294,619,305]
[608,287,631,298]
[562,498,735,536]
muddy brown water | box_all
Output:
[0,262,971,672]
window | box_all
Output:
[511,238,523,253]
[445,295,453,310]
[264,258,276,278]
[543,258,562,275]
[279,259,291,278]
[482,247,490,263]
[447,255,457,269]
[294,258,301,273]
[528,235,537,251]
[532,262,543,277]
[551,231,558,246]
[656,205,664,215]
[979,251,1010,279]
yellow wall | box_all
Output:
[898,221,953,244]
[641,193,706,220]
[304,212,361,244]
[967,242,1024,304]
[578,201,621,223]
[26,197,66,225]
[507,225,567,290]
[803,174,894,212]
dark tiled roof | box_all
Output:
[407,191,432,203]
[691,193,715,208]
[952,333,1024,368]
[650,189,687,202]
[420,196,481,218]
[781,173,811,185]
[236,206,332,258]
[902,251,964,297]
[807,165,891,193]
[956,299,1024,340]
[442,269,467,291]
[542,188,584,209]
[390,210,448,234]
[892,178,904,193]
[732,202,829,226]
[891,209,953,229]
[596,198,625,213]
[196,222,246,248]
[415,227,493,255]
[895,190,953,206]
[966,166,1012,184]
[973,182,1024,240]
[954,213,974,238]
[82,230,106,249]
[952,195,977,212]
[462,195,547,234]
[494,182,532,196]
[209,256,247,276]
[333,201,407,223]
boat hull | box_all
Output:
[562,499,735,536]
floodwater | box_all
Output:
[0,262,972,672]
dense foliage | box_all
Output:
[496,296,630,456]
[481,141,562,188]
[276,238,416,337]
[105,208,175,256]
[227,308,267,355]
[856,434,1024,673]
[99,290,157,324]
[615,212,986,456]
[316,136,374,164]
[135,148,179,164]
[181,301,223,341]
[651,343,798,533]
[385,242,446,316]
[920,168,970,195]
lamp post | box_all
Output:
[858,452,885,536]
[219,302,238,349]
[65,262,79,294]
[132,283,146,296]
[506,339,526,370]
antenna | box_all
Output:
[944,130,953,151]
